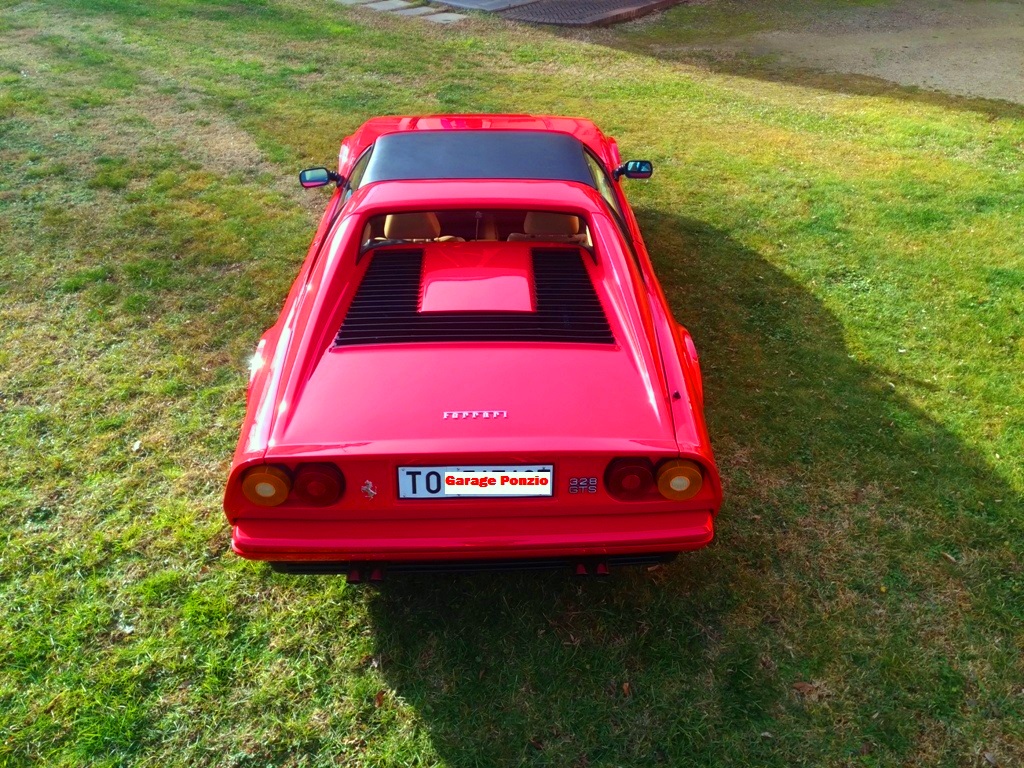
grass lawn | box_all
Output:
[1,0,1022,765]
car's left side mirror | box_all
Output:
[299,167,342,188]
[614,160,653,180]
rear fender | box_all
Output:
[247,335,270,404]
[676,324,704,409]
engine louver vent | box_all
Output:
[334,248,613,346]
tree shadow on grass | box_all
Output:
[366,214,1021,766]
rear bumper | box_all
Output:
[231,510,714,562]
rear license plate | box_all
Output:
[398,465,554,499]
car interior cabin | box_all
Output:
[360,210,592,249]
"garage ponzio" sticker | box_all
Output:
[398,465,553,498]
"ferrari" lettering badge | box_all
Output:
[442,410,508,420]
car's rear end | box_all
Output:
[228,447,718,577]
[224,235,721,576]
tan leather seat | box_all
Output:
[508,212,586,243]
[380,212,465,243]
[384,212,441,241]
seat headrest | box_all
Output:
[524,212,580,237]
[385,212,441,240]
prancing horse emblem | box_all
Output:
[361,480,377,500]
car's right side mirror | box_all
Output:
[299,167,341,188]
[614,160,653,180]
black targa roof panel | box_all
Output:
[361,130,597,186]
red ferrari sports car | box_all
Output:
[223,115,722,578]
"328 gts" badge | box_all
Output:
[569,477,598,494]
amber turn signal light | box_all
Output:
[656,459,703,501]
[241,465,292,507]
[294,463,345,506]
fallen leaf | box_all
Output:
[984,752,999,767]
[622,682,632,697]
[529,739,544,751]
[942,552,957,564]
[792,681,829,701]
[374,690,386,708]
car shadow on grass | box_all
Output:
[365,215,1021,766]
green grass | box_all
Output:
[0,0,1022,766]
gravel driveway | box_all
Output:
[682,1,1024,104]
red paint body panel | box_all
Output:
[224,115,722,568]
[420,246,535,313]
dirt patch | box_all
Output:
[141,93,273,178]
[84,89,323,217]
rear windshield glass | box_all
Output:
[358,209,592,250]
[361,131,597,186]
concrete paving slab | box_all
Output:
[365,0,412,10]
[433,0,537,10]
[394,6,440,16]
[421,11,468,23]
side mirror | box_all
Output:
[299,167,341,188]
[614,160,653,181]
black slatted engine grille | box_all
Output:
[334,248,614,346]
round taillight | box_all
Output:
[241,465,292,507]
[294,463,345,506]
[605,458,655,499]
[656,459,703,501]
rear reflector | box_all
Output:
[293,463,345,506]
[242,465,292,507]
[656,459,703,501]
